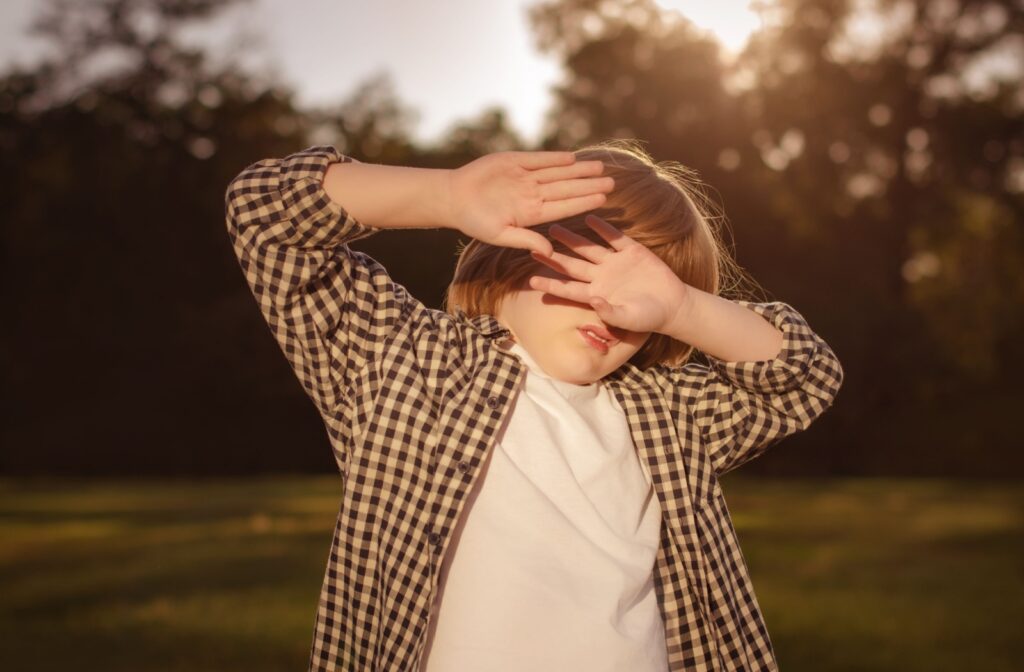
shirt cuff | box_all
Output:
[703,300,823,395]
[278,144,382,246]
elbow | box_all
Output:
[224,169,250,234]
[805,337,844,408]
[822,344,845,401]
[789,345,844,423]
[224,157,281,233]
[224,180,239,233]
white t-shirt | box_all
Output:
[419,338,668,672]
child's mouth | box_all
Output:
[578,327,612,353]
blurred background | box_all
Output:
[1,0,1021,670]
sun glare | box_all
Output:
[651,0,767,55]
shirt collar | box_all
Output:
[453,308,513,339]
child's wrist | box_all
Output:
[435,168,459,232]
[660,282,700,342]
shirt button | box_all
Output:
[457,461,471,473]
[486,396,500,409]
[428,531,442,546]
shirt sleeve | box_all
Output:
[223,144,422,421]
[651,300,845,476]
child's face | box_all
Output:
[495,264,652,385]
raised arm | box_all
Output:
[654,297,844,476]
[520,214,844,476]
[224,146,615,428]
[223,145,425,420]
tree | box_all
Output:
[526,0,1024,474]
[1,0,323,474]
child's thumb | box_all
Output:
[504,228,553,257]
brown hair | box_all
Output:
[443,138,760,369]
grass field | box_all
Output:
[1,476,1021,671]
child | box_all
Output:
[224,141,844,672]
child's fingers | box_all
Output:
[530,248,594,281]
[527,274,590,303]
[538,176,615,202]
[515,151,577,170]
[548,224,612,263]
[538,192,607,223]
[530,160,606,184]
[584,214,632,251]
[502,227,554,257]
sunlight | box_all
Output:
[651,0,768,54]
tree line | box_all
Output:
[3,0,1021,476]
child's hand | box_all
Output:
[447,151,615,256]
[527,214,691,336]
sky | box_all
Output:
[0,0,767,147]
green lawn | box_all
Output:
[1,476,1021,671]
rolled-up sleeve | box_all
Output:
[224,145,420,425]
[653,300,844,476]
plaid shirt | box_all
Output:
[224,145,845,672]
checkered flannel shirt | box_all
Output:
[224,145,845,671]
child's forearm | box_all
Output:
[322,160,453,230]
[666,287,785,363]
